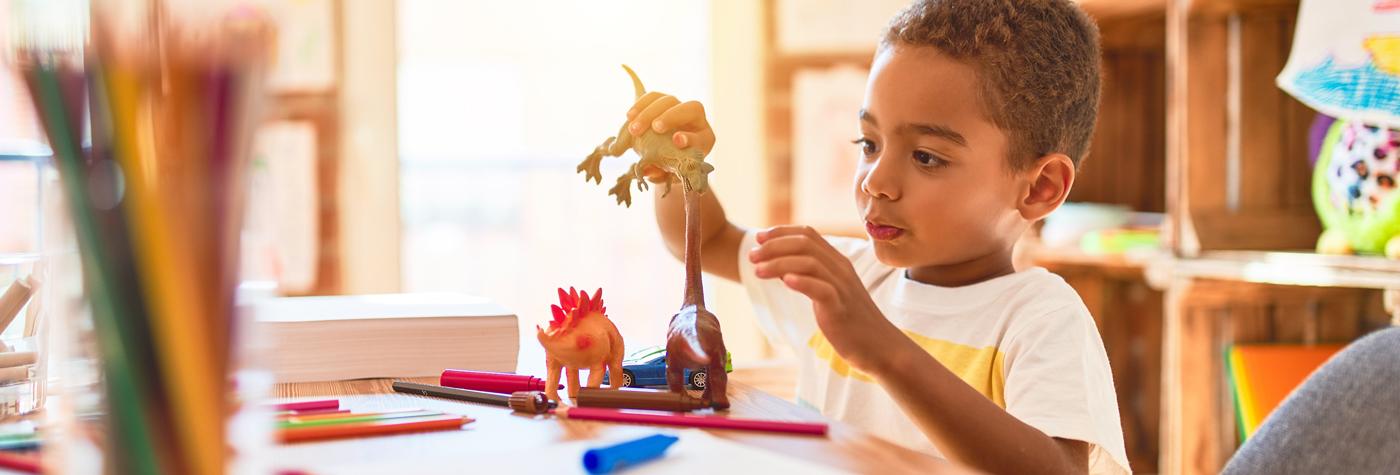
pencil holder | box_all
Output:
[0,124,59,420]
[10,0,274,473]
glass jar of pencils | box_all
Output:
[10,0,278,472]
[0,140,58,418]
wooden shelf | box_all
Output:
[1152,251,1400,290]
[1030,247,1160,279]
[1077,0,1165,21]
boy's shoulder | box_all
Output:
[991,269,1100,348]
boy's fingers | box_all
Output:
[640,165,672,183]
[756,225,823,244]
[631,95,680,134]
[749,235,823,263]
[753,255,835,284]
[781,274,840,308]
[671,131,713,153]
[761,226,843,258]
[654,101,708,132]
[628,92,666,119]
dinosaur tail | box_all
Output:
[621,64,646,99]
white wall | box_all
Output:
[339,0,403,294]
[707,0,774,360]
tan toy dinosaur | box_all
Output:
[575,65,729,409]
[536,287,625,403]
[576,65,715,207]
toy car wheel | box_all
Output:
[620,370,634,388]
[690,369,707,389]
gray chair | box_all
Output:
[1223,327,1400,475]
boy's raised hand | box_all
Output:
[748,226,903,373]
[626,92,716,182]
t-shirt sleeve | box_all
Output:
[736,229,872,352]
[1001,303,1131,474]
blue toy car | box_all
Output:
[603,346,733,389]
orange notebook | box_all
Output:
[277,414,473,443]
[1227,344,1344,440]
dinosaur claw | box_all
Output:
[608,181,634,207]
[578,154,606,184]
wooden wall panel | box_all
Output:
[1075,51,1168,212]
[1168,3,1321,254]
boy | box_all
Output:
[634,0,1127,473]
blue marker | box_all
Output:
[582,433,680,474]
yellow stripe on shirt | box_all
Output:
[807,330,1007,408]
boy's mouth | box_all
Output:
[865,221,904,241]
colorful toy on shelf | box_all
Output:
[1312,119,1400,258]
[575,65,730,408]
[537,287,625,403]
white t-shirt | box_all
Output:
[738,230,1131,474]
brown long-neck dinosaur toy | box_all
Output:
[576,65,729,408]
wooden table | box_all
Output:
[272,378,958,474]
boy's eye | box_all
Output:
[913,150,948,168]
[851,138,878,157]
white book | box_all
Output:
[251,293,518,383]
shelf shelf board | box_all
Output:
[1152,251,1400,290]
[1029,247,1161,280]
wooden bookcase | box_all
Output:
[263,91,341,295]
[1079,1,1400,474]
[1160,1,1398,474]
[759,1,1400,473]
[260,0,345,296]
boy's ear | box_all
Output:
[1017,153,1075,222]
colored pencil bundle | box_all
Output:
[12,1,272,473]
[273,404,473,444]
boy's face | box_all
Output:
[854,45,1028,278]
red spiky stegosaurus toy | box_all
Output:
[536,287,625,403]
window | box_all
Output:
[397,0,712,365]
[0,12,48,258]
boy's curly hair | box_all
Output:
[882,0,1101,169]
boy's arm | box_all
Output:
[748,226,1088,474]
[872,336,1089,474]
[652,178,745,283]
[626,92,745,283]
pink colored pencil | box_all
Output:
[272,399,339,412]
[558,407,828,436]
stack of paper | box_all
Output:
[253,293,518,383]
[1226,343,1344,440]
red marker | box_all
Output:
[440,369,562,394]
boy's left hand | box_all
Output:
[748,225,902,374]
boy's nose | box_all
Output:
[859,159,900,201]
